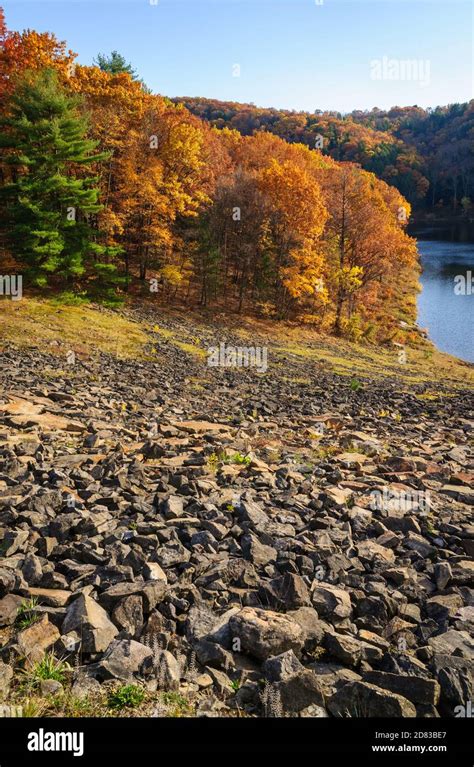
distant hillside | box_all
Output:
[174,97,474,212]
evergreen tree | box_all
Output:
[93,50,150,92]
[0,67,112,287]
[94,50,136,78]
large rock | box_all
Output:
[24,588,72,608]
[451,560,474,586]
[162,495,185,519]
[311,584,352,621]
[112,595,144,638]
[154,542,191,568]
[241,534,276,567]
[17,615,60,664]
[357,540,395,565]
[328,681,417,718]
[229,607,304,661]
[0,569,16,598]
[262,650,305,682]
[277,670,325,713]
[238,496,269,531]
[429,630,474,659]
[142,649,181,691]
[1,531,29,557]
[259,573,311,611]
[288,607,327,650]
[71,674,102,700]
[185,604,223,643]
[325,632,382,667]
[0,594,23,627]
[426,594,463,621]
[143,563,167,583]
[437,665,473,708]
[364,671,440,705]
[62,594,118,653]
[99,581,166,614]
[97,639,152,681]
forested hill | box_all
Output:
[174,97,474,212]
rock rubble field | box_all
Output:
[0,315,473,718]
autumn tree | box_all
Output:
[258,159,327,317]
[0,24,75,102]
[320,163,417,334]
[203,169,269,309]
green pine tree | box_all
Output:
[0,67,115,289]
[93,50,150,93]
[93,51,137,78]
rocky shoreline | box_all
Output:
[0,319,473,718]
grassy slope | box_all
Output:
[0,297,472,390]
[0,298,149,359]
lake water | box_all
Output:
[416,237,474,363]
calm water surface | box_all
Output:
[417,238,474,363]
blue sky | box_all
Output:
[2,0,473,112]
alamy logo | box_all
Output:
[370,56,431,87]
[27,729,84,757]
[369,486,431,513]
[0,274,22,300]
[454,701,473,718]
[454,271,473,295]
[207,342,268,373]
[0,704,22,717]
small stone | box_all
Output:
[433,562,452,590]
[162,495,185,519]
[0,661,13,699]
[71,674,102,699]
[143,562,167,583]
[40,679,63,696]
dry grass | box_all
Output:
[0,298,149,359]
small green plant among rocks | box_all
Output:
[107,684,145,710]
[207,451,251,471]
[160,692,194,717]
[21,653,70,691]
[15,598,40,630]
[226,452,251,466]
